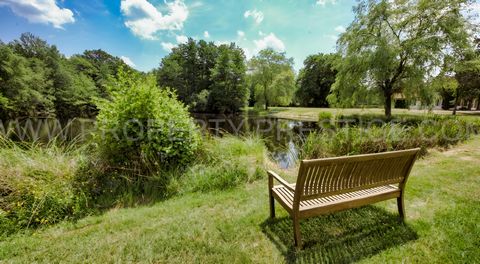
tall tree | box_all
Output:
[209,44,248,113]
[157,39,248,113]
[0,44,53,118]
[330,0,473,118]
[248,49,295,110]
[295,53,338,107]
[80,49,131,97]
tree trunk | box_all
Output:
[263,84,269,110]
[384,90,392,119]
[453,94,459,116]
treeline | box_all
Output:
[0,34,338,118]
[2,31,479,119]
[0,33,137,120]
[155,39,338,112]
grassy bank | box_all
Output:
[0,135,266,235]
[1,136,479,263]
[259,107,480,122]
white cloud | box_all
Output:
[325,34,338,41]
[0,0,75,28]
[214,40,230,46]
[120,56,136,67]
[244,9,264,24]
[316,0,337,6]
[120,0,188,40]
[237,30,245,38]
[253,33,285,52]
[334,25,346,33]
[176,34,188,44]
[203,31,210,38]
[161,42,176,52]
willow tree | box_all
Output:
[248,49,295,110]
[330,0,473,118]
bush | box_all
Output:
[0,138,87,235]
[94,73,201,171]
[76,72,201,206]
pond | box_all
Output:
[193,113,319,168]
[0,115,319,169]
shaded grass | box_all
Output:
[262,206,417,264]
[1,136,479,263]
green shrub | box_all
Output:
[94,73,200,171]
[76,72,201,206]
[0,138,87,235]
[318,111,335,129]
[318,111,333,122]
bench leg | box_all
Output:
[269,191,275,219]
[397,195,405,220]
[293,216,302,249]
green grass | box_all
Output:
[263,107,480,122]
[0,138,88,234]
[1,136,479,263]
[0,135,266,234]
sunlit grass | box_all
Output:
[262,106,480,122]
[1,136,479,263]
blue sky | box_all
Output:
[0,0,357,72]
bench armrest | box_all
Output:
[268,170,295,192]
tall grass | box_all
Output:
[301,117,479,159]
[0,133,267,234]
[0,136,88,236]
[174,135,266,193]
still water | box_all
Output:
[193,114,319,168]
[0,115,319,168]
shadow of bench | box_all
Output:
[261,205,417,264]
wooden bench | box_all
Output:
[268,148,420,248]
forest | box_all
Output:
[2,30,480,120]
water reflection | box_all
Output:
[193,113,318,168]
[0,115,318,169]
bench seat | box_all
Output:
[272,184,400,217]
[268,148,421,249]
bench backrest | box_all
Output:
[294,148,420,203]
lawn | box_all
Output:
[0,137,479,263]
[259,107,480,122]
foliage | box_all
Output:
[432,74,458,110]
[94,71,200,171]
[0,137,87,236]
[0,33,136,120]
[0,42,54,119]
[208,44,249,113]
[157,39,248,113]
[454,42,480,112]
[295,53,338,107]
[301,116,477,159]
[330,0,473,118]
[76,70,201,206]
[248,49,296,109]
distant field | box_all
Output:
[255,107,480,122]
